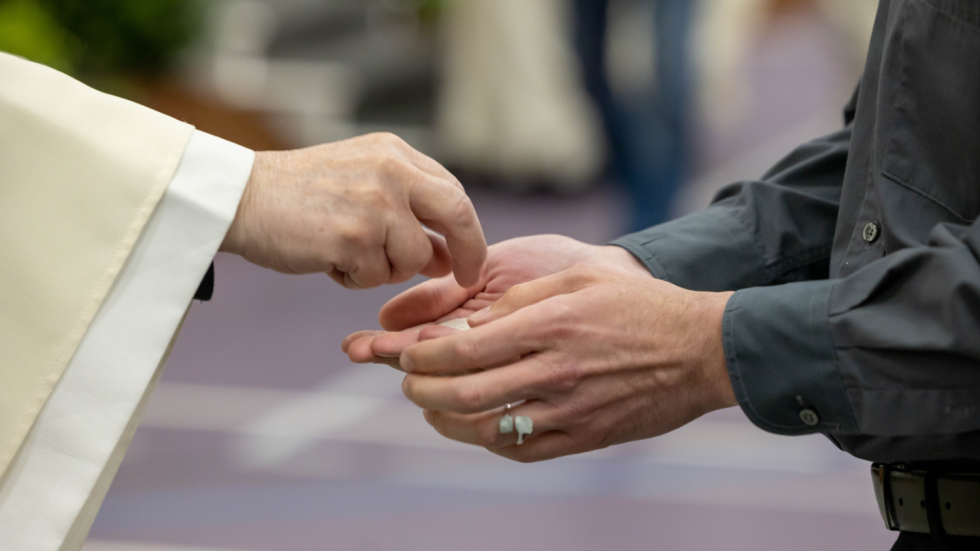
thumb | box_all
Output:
[468,264,601,326]
[379,274,475,331]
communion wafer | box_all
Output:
[437,318,472,331]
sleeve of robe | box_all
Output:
[0,53,255,550]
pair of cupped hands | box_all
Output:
[221,133,737,463]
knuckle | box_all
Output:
[451,337,478,361]
[567,431,603,454]
[365,131,402,146]
[378,155,404,177]
[537,321,573,345]
[338,219,375,247]
[535,301,578,342]
[391,251,428,276]
[446,192,476,228]
[361,186,390,208]
[547,295,579,326]
[352,266,388,288]
[378,156,414,184]
[561,395,601,424]
[396,229,433,268]
[578,425,612,451]
[538,359,581,394]
[446,173,465,191]
[481,421,504,447]
[509,448,541,464]
[567,263,600,284]
[453,384,485,412]
[379,131,405,146]
[429,415,452,438]
[509,454,533,464]
[500,282,526,306]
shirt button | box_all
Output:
[862,222,879,243]
[799,408,820,426]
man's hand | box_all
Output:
[360,264,739,463]
[220,133,486,289]
[341,234,651,367]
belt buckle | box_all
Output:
[873,463,901,531]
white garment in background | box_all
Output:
[0,131,254,551]
[437,0,604,189]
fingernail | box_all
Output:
[468,306,492,324]
[400,353,416,373]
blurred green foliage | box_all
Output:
[411,0,447,21]
[0,0,201,83]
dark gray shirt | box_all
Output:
[612,0,980,464]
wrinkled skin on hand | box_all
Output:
[341,234,650,368]
[221,132,486,289]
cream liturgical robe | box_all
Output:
[0,53,255,550]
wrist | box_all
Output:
[221,151,270,255]
[696,290,738,411]
[599,245,653,278]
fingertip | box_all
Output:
[466,306,493,326]
[342,332,362,353]
[443,220,487,288]
[401,374,413,398]
[342,330,378,353]
[371,330,422,357]
[346,336,378,363]
[400,351,417,373]
[417,325,458,341]
[454,253,489,289]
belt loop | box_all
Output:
[924,469,946,540]
[878,463,899,530]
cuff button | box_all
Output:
[799,408,820,426]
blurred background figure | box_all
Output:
[573,0,696,231]
[436,0,605,193]
[0,1,882,550]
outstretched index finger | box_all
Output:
[408,174,487,288]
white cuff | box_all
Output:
[0,131,254,551]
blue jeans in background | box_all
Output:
[573,0,696,232]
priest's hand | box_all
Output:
[396,265,738,463]
[341,234,651,368]
[220,133,486,288]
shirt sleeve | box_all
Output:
[611,84,980,449]
[725,218,980,442]
[607,122,859,436]
[0,131,253,551]
[610,121,852,293]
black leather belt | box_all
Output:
[872,463,980,537]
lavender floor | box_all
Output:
[84,10,899,551]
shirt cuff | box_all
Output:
[609,204,763,292]
[723,280,858,435]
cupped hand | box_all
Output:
[341,234,651,367]
[394,264,738,463]
[220,132,486,289]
